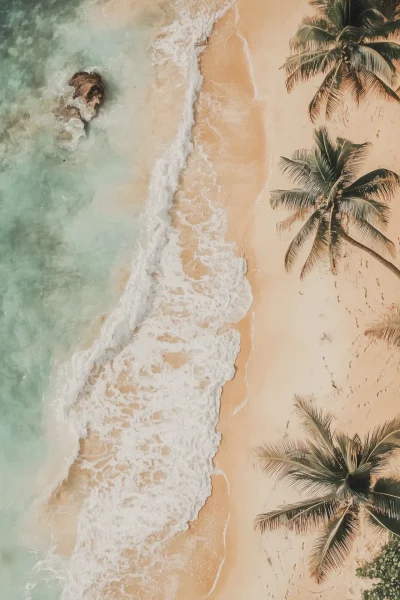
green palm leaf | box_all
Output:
[254,440,320,479]
[284,209,322,272]
[361,416,400,467]
[380,18,400,36]
[279,154,312,187]
[335,432,360,473]
[323,64,345,121]
[309,65,342,122]
[364,42,400,65]
[365,309,400,347]
[344,169,400,203]
[366,508,400,536]
[360,70,400,102]
[290,22,336,51]
[350,45,396,83]
[351,218,395,257]
[294,396,336,452]
[309,505,359,583]
[300,214,330,279]
[336,142,370,188]
[339,196,390,226]
[271,130,400,279]
[255,495,338,534]
[285,0,400,119]
[277,209,311,233]
[341,65,366,105]
[257,397,400,582]
[285,48,340,92]
[270,189,318,211]
[369,478,400,519]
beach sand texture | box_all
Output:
[42,0,400,598]
[170,1,400,598]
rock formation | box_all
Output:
[54,71,105,149]
[68,71,105,122]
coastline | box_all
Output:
[38,2,254,599]
[32,0,400,598]
[175,0,400,599]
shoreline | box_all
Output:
[38,2,254,599]
[176,0,400,599]
[31,0,400,598]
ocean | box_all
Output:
[1,0,252,598]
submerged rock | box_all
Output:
[68,71,105,122]
[54,70,105,150]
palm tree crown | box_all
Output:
[271,127,400,279]
[255,397,400,583]
[285,0,400,121]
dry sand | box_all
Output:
[170,1,400,599]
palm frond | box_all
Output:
[270,189,318,211]
[286,469,342,496]
[363,42,400,65]
[309,505,359,583]
[350,218,396,257]
[313,142,337,186]
[351,46,396,83]
[313,127,338,170]
[285,49,340,92]
[309,65,342,122]
[255,494,338,534]
[290,17,336,52]
[335,432,360,473]
[342,65,366,105]
[360,7,387,27]
[361,416,400,466]
[366,507,400,537]
[284,209,323,272]
[300,213,330,279]
[254,440,321,480]
[379,18,400,36]
[344,169,400,203]
[279,154,312,187]
[339,196,390,226]
[360,70,400,103]
[324,64,345,121]
[365,308,400,347]
[294,396,336,454]
[369,478,400,519]
[277,209,311,233]
[336,142,370,188]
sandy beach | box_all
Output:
[37,0,400,598]
[168,0,400,598]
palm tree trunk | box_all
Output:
[341,232,400,279]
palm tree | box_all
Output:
[379,0,399,20]
[271,127,400,279]
[285,0,400,121]
[365,307,400,346]
[255,397,400,583]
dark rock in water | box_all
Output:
[54,70,105,150]
[68,71,105,122]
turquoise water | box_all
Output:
[0,0,154,597]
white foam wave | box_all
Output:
[35,1,252,597]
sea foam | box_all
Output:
[35,1,252,597]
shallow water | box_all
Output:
[0,0,155,597]
[2,0,252,598]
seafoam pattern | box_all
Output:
[36,1,252,598]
